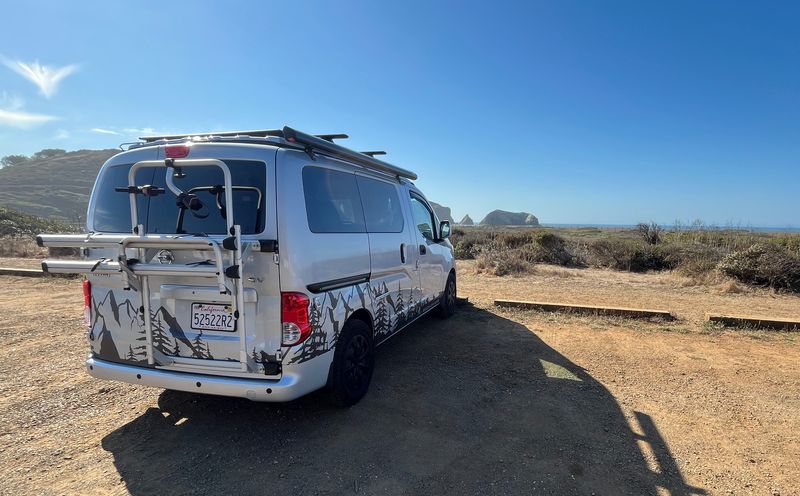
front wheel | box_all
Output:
[436,273,456,319]
[327,319,374,407]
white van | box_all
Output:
[38,127,456,406]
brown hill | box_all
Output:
[0,149,118,221]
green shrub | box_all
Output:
[718,243,800,292]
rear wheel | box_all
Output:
[327,319,374,407]
[436,273,457,318]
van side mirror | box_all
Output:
[439,220,451,239]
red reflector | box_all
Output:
[165,145,190,158]
[82,279,92,329]
[281,292,311,345]
[83,279,92,307]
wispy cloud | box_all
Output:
[0,108,58,129]
[123,127,157,136]
[0,91,57,128]
[54,129,70,139]
[2,57,79,99]
[90,127,121,135]
[1,91,24,111]
[90,126,160,137]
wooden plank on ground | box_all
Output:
[0,267,46,277]
[707,313,800,331]
[494,299,674,320]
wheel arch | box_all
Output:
[348,308,374,338]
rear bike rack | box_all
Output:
[39,158,250,371]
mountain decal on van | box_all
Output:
[90,289,216,364]
[284,281,434,365]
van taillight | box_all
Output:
[83,279,92,329]
[165,144,190,158]
[281,292,311,346]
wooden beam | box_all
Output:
[706,314,800,331]
[494,299,674,320]
[0,267,46,277]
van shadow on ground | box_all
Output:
[101,304,705,495]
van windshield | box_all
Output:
[92,160,266,235]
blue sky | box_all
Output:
[0,1,797,227]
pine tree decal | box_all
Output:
[374,298,390,338]
[307,299,326,354]
[342,292,354,320]
[150,313,174,355]
[191,331,213,359]
[126,345,136,361]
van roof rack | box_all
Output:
[139,130,350,143]
[281,126,416,180]
[138,126,417,181]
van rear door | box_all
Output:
[82,145,282,376]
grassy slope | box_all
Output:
[0,149,118,221]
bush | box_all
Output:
[718,243,800,292]
[475,249,533,276]
[584,239,672,272]
[518,232,574,266]
[664,244,726,277]
[637,222,663,245]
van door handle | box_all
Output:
[400,243,406,263]
[419,244,426,255]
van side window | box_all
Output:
[356,176,404,233]
[409,195,436,240]
[302,167,366,233]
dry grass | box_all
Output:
[0,236,47,258]
[458,260,800,329]
[451,226,800,293]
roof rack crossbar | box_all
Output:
[360,151,387,157]
[316,134,349,142]
[283,126,417,180]
[139,129,350,143]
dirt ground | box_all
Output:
[0,260,798,495]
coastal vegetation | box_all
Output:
[452,224,800,292]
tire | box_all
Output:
[436,273,457,319]
[327,318,375,407]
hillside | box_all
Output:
[480,210,539,226]
[0,207,75,236]
[0,149,118,221]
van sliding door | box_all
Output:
[356,174,418,342]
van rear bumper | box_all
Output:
[85,357,325,402]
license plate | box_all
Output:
[191,303,235,332]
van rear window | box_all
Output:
[92,160,266,234]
